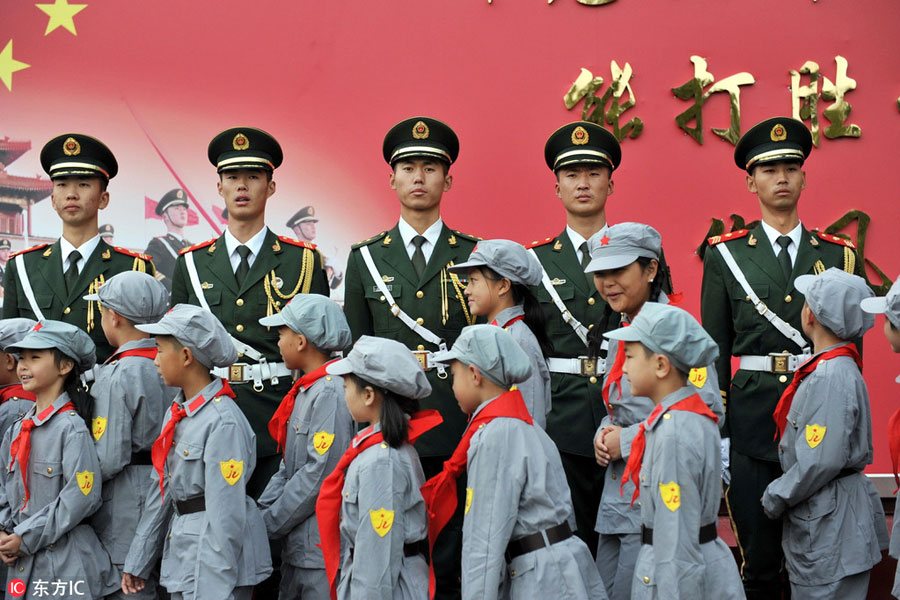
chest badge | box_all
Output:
[313,431,335,455]
[91,416,107,441]
[688,367,708,389]
[805,424,826,448]
[660,481,681,512]
[220,459,244,485]
[370,508,395,537]
[77,470,94,496]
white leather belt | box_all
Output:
[547,357,605,377]
[212,361,292,391]
[739,352,810,374]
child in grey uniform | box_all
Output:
[861,275,900,599]
[257,295,355,599]
[121,305,272,600]
[83,271,174,599]
[449,239,552,428]
[604,303,744,600]
[0,320,118,598]
[426,324,606,600]
[316,337,442,600]
[0,319,36,437]
[762,268,886,599]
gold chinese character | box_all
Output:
[672,56,755,145]
[791,56,861,147]
[564,62,643,141]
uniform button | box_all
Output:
[417,345,425,351]
[46,467,52,474]
[48,543,53,548]
[589,376,598,384]
[784,295,792,303]
[238,352,244,358]
[478,424,485,429]
[643,576,650,584]
[344,492,349,497]
[236,298,244,306]
[745,296,752,302]
[779,375,788,383]
[380,443,387,449]
[168,472,172,478]
[416,317,424,325]
[326,376,332,381]
[168,533,172,539]
[214,397,221,402]
[588,298,596,306]
[664,414,671,420]
[511,570,517,576]
[18,567,23,572]
[183,450,189,456]
[63,307,71,315]
[611,473,617,480]
[379,295,386,302]
[416,291,424,299]
[588,324,594,330]
[641,476,645,482]
[236,324,244,332]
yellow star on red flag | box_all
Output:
[0,40,30,91]
[36,0,88,36]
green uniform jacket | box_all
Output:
[343,223,479,458]
[700,223,862,462]
[530,231,619,456]
[169,228,329,458]
[2,239,155,362]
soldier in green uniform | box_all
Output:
[2,133,155,362]
[343,116,479,599]
[529,121,623,555]
[169,126,329,500]
[700,117,863,600]
[145,188,192,291]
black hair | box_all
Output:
[477,267,553,358]
[219,168,273,183]
[52,349,93,429]
[748,158,804,176]
[391,157,450,175]
[347,373,419,449]
[554,163,612,181]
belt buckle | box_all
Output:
[228,363,249,382]
[769,353,791,374]
[580,358,597,377]
[412,351,430,370]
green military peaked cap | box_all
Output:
[156,188,189,215]
[40,133,118,180]
[383,116,459,166]
[734,117,812,172]
[208,127,283,173]
[544,121,621,172]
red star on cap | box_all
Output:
[600,235,611,246]
[32,322,44,331]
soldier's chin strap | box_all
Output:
[358,245,448,378]
[14,254,45,321]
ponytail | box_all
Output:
[510,283,553,358]
[53,349,92,429]
[348,374,420,449]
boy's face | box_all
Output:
[154,336,184,387]
[450,359,481,415]
[747,160,805,214]
[18,348,68,394]
[800,302,814,338]
[50,176,109,227]
[217,168,274,222]
[276,326,304,370]
[390,158,451,213]
[555,163,613,219]
[622,341,656,398]
[884,319,900,353]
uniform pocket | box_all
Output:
[364,285,402,333]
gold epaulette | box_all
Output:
[351,231,387,250]
[707,229,749,246]
[814,231,856,249]
[452,230,481,242]
[527,237,556,249]
[10,243,49,258]
[277,236,317,251]
[112,246,151,261]
[179,238,217,255]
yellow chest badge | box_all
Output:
[806,424,826,448]
[220,459,244,485]
[465,488,473,515]
[688,367,708,389]
[91,416,107,441]
[369,508,395,537]
[76,470,94,496]
[313,431,335,455]
[660,481,681,512]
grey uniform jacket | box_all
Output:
[123,378,272,598]
[761,345,885,586]
[494,306,551,428]
[90,338,175,565]
[257,371,355,568]
[596,331,724,535]
[632,386,743,600]
[462,399,607,600]
[0,387,33,440]
[0,393,118,599]
[337,424,429,600]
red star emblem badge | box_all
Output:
[32,322,44,332]
[600,235,611,246]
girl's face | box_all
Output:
[343,376,378,424]
[592,260,656,318]
[884,318,900,353]
[464,268,508,318]
[17,349,69,394]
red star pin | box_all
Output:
[600,235,611,246]
[32,322,44,332]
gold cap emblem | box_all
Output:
[770,123,787,142]
[412,121,430,139]
[308,206,315,216]
[63,137,81,156]
[176,190,184,199]
[571,126,589,146]
[232,132,250,151]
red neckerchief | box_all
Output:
[104,346,158,364]
[316,410,442,600]
[268,359,339,454]
[151,379,236,500]
[621,393,717,506]
[420,390,533,598]
[772,345,861,440]
[490,315,525,328]
[9,401,75,510]
[0,384,35,405]
[602,323,629,419]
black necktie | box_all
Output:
[65,250,81,294]
[776,235,793,282]
[580,242,594,288]
[412,236,427,279]
[235,245,251,286]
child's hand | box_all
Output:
[603,426,623,462]
[0,533,23,559]
[594,427,613,466]
[121,573,146,595]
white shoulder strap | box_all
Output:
[716,243,809,350]
[159,237,179,259]
[528,248,589,346]
[14,254,44,321]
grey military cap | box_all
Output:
[327,336,432,400]
[432,324,532,388]
[585,222,661,273]
[8,320,96,370]
[84,271,169,324]
[0,318,37,352]
[605,303,718,373]
[136,304,238,369]
[795,268,875,339]
[259,295,351,352]
[860,275,900,329]
[448,239,543,287]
